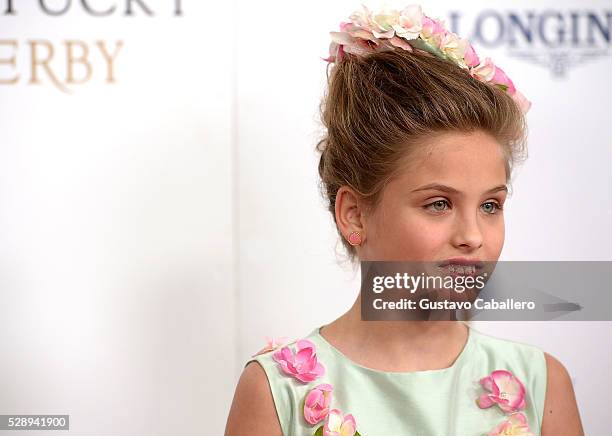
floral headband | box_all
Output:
[323,4,531,114]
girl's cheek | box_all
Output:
[398,224,446,251]
[379,207,449,255]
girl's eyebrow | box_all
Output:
[487,185,509,194]
[410,183,508,195]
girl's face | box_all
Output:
[359,130,508,262]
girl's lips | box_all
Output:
[438,257,484,269]
[438,264,481,276]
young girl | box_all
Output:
[225,5,583,436]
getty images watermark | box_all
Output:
[360,261,611,321]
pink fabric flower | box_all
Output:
[392,5,423,40]
[438,31,469,66]
[323,409,357,436]
[472,58,516,94]
[470,58,531,112]
[348,5,374,31]
[477,370,526,413]
[388,36,414,51]
[471,57,497,82]
[464,42,480,67]
[251,335,289,357]
[370,8,399,39]
[273,339,325,383]
[303,383,333,425]
[340,21,377,42]
[490,64,517,94]
[511,89,532,114]
[420,15,446,42]
[328,20,384,60]
[488,412,534,436]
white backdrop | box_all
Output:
[0,0,610,435]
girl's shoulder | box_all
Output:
[244,334,315,436]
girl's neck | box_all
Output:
[319,294,470,372]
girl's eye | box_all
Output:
[424,199,450,213]
[481,201,503,215]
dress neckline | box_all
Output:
[311,322,474,377]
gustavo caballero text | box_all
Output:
[372,298,536,311]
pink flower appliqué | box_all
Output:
[322,409,358,436]
[273,339,325,383]
[304,383,333,425]
[251,335,289,357]
[477,370,526,413]
[488,412,534,436]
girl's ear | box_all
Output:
[335,186,366,241]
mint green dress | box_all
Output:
[245,323,547,436]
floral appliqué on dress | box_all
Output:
[256,337,536,436]
[477,369,534,436]
[251,336,289,357]
[255,335,362,435]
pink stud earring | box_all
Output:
[347,231,362,246]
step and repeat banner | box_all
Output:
[1,0,610,434]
